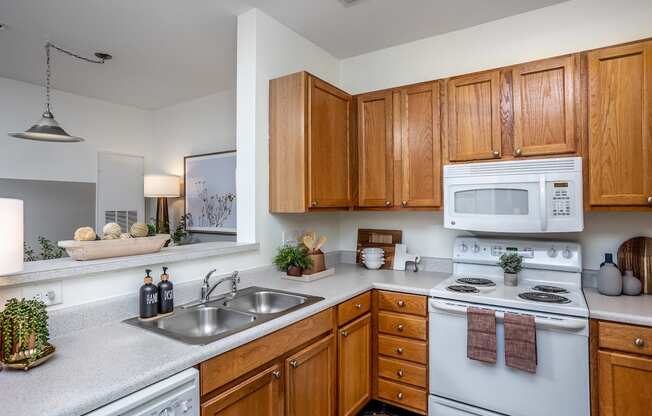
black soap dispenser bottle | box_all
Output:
[139,269,159,319]
[158,266,174,314]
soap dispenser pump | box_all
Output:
[158,266,174,314]
[139,269,158,319]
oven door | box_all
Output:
[443,175,545,233]
[429,299,589,416]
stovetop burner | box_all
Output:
[532,285,569,294]
[456,277,496,287]
[447,285,480,293]
[518,292,571,304]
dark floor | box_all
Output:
[357,400,420,416]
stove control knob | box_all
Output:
[562,247,573,259]
[180,400,191,413]
[472,244,481,253]
[547,247,557,258]
[459,243,468,253]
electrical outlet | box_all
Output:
[21,281,63,306]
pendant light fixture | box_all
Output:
[8,42,112,143]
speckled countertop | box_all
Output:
[0,264,449,416]
[583,287,652,327]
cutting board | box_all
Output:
[617,237,652,294]
[356,229,402,269]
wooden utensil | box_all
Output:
[314,235,327,252]
[617,237,652,294]
[302,234,315,251]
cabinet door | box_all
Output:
[446,71,502,162]
[201,364,283,416]
[308,76,353,209]
[358,91,393,207]
[512,55,577,157]
[286,334,336,416]
[399,82,442,208]
[338,314,372,416]
[588,42,652,207]
[598,350,652,416]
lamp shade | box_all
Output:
[144,175,180,198]
[0,198,24,275]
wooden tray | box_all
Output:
[282,268,335,282]
[58,234,170,261]
[356,229,402,270]
[2,343,55,371]
[618,237,652,294]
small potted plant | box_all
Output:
[499,253,523,286]
[1,298,52,369]
[273,244,313,277]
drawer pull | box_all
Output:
[397,392,404,400]
[397,324,404,332]
[272,370,281,379]
[396,369,404,378]
[385,200,391,207]
[635,338,645,347]
[492,150,500,158]
[396,347,404,355]
[648,196,652,205]
[355,303,362,309]
[397,300,406,307]
[290,360,299,368]
[341,330,349,337]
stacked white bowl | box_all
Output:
[361,247,385,269]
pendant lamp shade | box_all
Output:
[9,111,83,143]
[0,198,24,275]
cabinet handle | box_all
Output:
[397,392,404,400]
[310,201,318,207]
[355,303,362,309]
[396,347,404,355]
[401,201,408,207]
[634,338,645,347]
[272,370,281,379]
[514,148,522,157]
[290,360,299,368]
[341,330,349,337]
[397,324,404,332]
[492,150,500,158]
[647,196,652,205]
[397,300,406,307]
[396,369,404,378]
[385,200,391,207]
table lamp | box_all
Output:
[144,175,180,234]
[0,198,24,275]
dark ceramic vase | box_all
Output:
[287,265,303,277]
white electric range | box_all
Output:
[428,237,589,416]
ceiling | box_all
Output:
[0,0,567,110]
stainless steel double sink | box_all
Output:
[125,286,324,345]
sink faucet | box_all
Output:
[200,270,240,303]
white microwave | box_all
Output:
[443,157,584,233]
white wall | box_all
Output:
[0,76,153,183]
[337,0,652,270]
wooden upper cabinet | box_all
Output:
[338,314,372,416]
[357,91,393,208]
[512,55,578,157]
[446,70,502,162]
[399,82,442,208]
[588,41,652,207]
[201,364,284,416]
[598,350,652,416]
[285,335,336,416]
[269,72,353,213]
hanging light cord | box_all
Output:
[44,42,108,114]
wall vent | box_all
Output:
[104,210,138,232]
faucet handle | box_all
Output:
[232,270,240,282]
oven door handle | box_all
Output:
[539,175,548,232]
[430,301,587,331]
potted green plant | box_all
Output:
[0,298,50,366]
[499,253,523,286]
[273,244,313,277]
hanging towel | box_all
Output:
[467,307,497,364]
[504,312,537,373]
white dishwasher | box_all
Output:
[86,368,199,416]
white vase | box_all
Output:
[504,272,518,287]
[622,270,642,296]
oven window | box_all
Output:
[454,189,529,215]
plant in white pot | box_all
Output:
[499,253,523,287]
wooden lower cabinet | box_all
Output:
[201,364,284,416]
[285,334,337,416]
[597,351,652,415]
[338,313,372,416]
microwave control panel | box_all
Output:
[550,182,572,217]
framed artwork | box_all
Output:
[184,151,236,235]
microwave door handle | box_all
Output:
[539,175,547,231]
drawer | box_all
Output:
[378,356,427,388]
[378,334,427,364]
[378,290,427,316]
[599,321,652,356]
[377,378,427,414]
[378,311,427,340]
[338,291,371,326]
